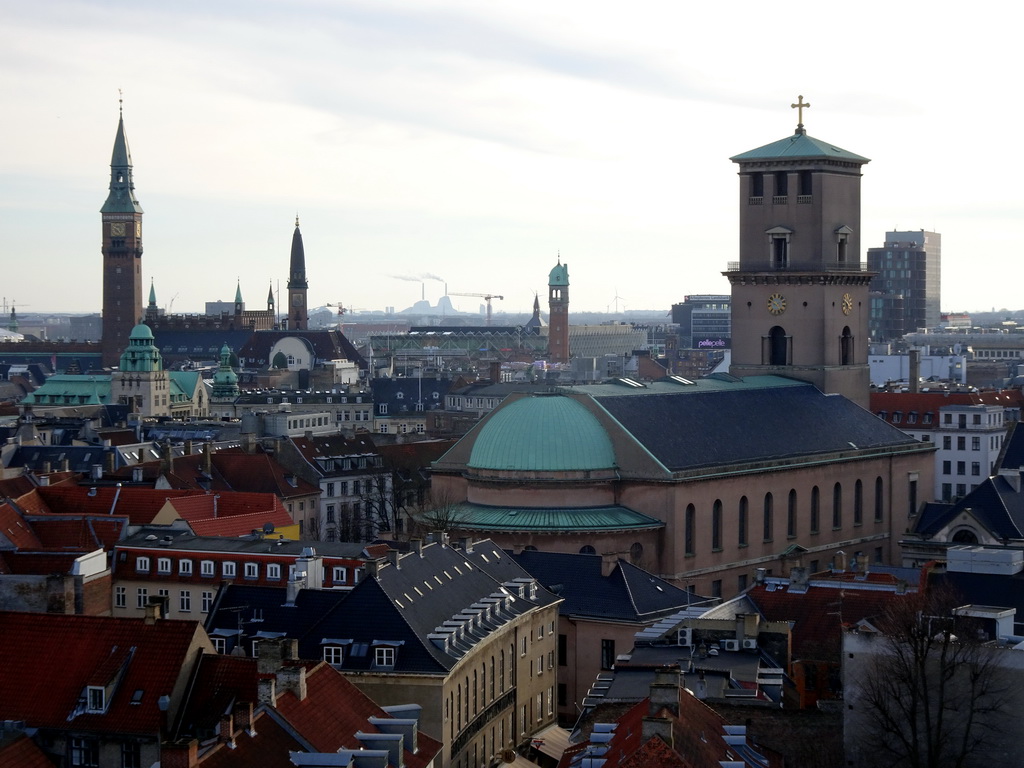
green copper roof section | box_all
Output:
[468,395,615,471]
[148,280,157,307]
[235,280,243,304]
[548,260,569,287]
[101,111,144,214]
[449,503,663,532]
[21,376,111,406]
[730,131,869,164]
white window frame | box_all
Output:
[244,562,259,579]
[333,566,347,584]
[179,590,191,612]
[374,646,396,667]
[115,586,126,609]
[267,563,282,580]
[179,559,193,576]
[136,556,150,573]
[202,591,214,613]
[201,560,215,577]
[223,561,237,578]
[157,557,171,575]
[324,646,345,665]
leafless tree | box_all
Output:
[852,585,1012,768]
[409,489,465,536]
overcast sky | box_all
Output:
[2,1,1021,318]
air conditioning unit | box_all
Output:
[722,639,740,652]
[742,638,758,650]
[677,628,693,647]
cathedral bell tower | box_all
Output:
[100,99,145,367]
[287,216,309,330]
[547,257,570,363]
[726,97,873,408]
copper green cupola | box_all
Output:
[211,343,240,399]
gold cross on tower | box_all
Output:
[791,95,810,131]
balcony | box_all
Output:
[726,260,869,274]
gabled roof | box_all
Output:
[239,330,366,369]
[30,485,198,524]
[0,733,54,768]
[175,656,443,768]
[0,502,42,548]
[163,493,294,537]
[510,550,709,622]
[913,474,1024,540]
[0,611,209,735]
[211,450,320,500]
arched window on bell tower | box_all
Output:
[840,326,853,365]
[766,326,790,366]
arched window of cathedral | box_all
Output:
[579,545,596,555]
[952,529,978,544]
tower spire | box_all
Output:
[287,216,309,330]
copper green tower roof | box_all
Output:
[468,395,615,471]
[730,130,869,164]
[100,103,144,214]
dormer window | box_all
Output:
[87,686,106,713]
[136,556,150,573]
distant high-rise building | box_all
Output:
[100,104,144,367]
[671,295,731,350]
[867,230,941,342]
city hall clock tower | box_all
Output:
[100,100,144,367]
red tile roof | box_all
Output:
[0,551,83,575]
[212,451,320,500]
[195,711,303,768]
[27,516,127,550]
[0,502,41,548]
[748,581,911,661]
[0,734,55,768]
[33,486,199,524]
[163,493,294,537]
[0,475,36,499]
[0,611,210,735]
[871,390,1024,427]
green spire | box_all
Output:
[148,279,157,307]
[100,99,144,215]
[235,279,243,305]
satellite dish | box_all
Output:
[263,522,275,534]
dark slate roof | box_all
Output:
[998,421,1024,470]
[206,539,558,676]
[151,328,255,360]
[6,444,126,473]
[508,550,710,622]
[370,377,451,413]
[587,378,924,472]
[240,330,365,369]
[913,475,1024,539]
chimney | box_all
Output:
[648,668,680,717]
[42,460,51,474]
[641,716,674,749]
[458,537,473,553]
[106,450,116,474]
[144,597,165,624]
[38,475,50,487]
[276,666,307,701]
[834,550,848,572]
[132,465,144,483]
[233,702,255,734]
[754,567,766,584]
[160,740,198,768]
[600,551,619,577]
[489,360,502,382]
[909,349,920,394]
[92,463,103,481]
[61,457,70,472]
[161,443,173,475]
[790,566,809,588]
[257,678,277,706]
[365,559,381,579]
[218,713,235,747]
[257,638,285,675]
[184,439,194,456]
[388,549,401,569]
[203,441,212,475]
[411,538,424,557]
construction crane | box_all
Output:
[450,292,504,326]
[327,302,363,316]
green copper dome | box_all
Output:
[469,396,615,471]
[130,323,154,340]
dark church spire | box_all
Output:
[286,216,309,330]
